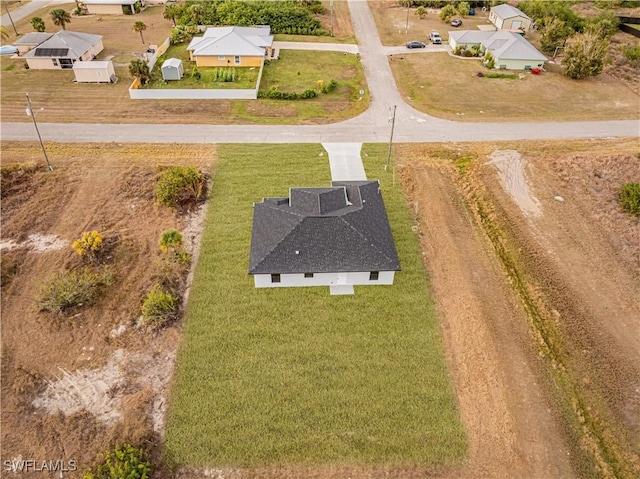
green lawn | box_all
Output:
[164,144,466,470]
[146,44,258,90]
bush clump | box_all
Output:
[39,268,114,314]
[72,230,103,262]
[83,444,151,479]
[156,166,205,208]
[620,182,640,216]
[140,285,179,328]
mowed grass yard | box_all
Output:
[390,52,640,121]
[164,144,466,470]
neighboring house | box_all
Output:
[161,58,183,80]
[73,61,116,83]
[449,30,546,70]
[489,4,533,32]
[23,31,104,70]
[187,26,274,68]
[83,0,144,15]
[249,181,401,295]
[14,32,54,55]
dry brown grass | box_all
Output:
[368,0,495,45]
[389,51,640,121]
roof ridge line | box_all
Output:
[337,215,398,267]
[250,207,304,273]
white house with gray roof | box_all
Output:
[249,181,400,295]
[449,30,546,70]
[22,31,104,70]
[489,4,534,32]
[187,26,274,68]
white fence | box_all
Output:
[129,50,263,100]
[146,37,171,71]
[129,88,258,99]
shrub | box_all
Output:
[83,444,151,479]
[439,4,457,23]
[140,285,178,328]
[39,268,114,314]
[156,166,205,207]
[72,231,103,261]
[160,229,190,264]
[483,51,495,69]
[620,182,640,216]
[624,45,640,66]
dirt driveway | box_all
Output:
[398,138,639,478]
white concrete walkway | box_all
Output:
[273,41,359,54]
[322,142,367,181]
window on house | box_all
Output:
[271,273,281,283]
[218,55,225,60]
[234,56,240,65]
[304,273,314,278]
[369,271,379,281]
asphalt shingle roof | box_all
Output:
[449,30,546,61]
[187,26,273,57]
[491,4,532,20]
[23,31,102,59]
[249,181,401,274]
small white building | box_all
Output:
[489,4,533,32]
[249,181,401,295]
[73,61,116,83]
[161,58,183,80]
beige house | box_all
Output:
[489,4,533,32]
[23,31,103,70]
[14,32,54,55]
[187,26,274,68]
[449,30,546,70]
[83,0,144,15]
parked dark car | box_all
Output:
[451,19,463,27]
[406,41,426,49]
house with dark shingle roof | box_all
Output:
[22,31,104,70]
[249,181,400,295]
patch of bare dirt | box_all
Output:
[0,142,214,477]
[395,138,639,478]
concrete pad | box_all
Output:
[322,142,367,181]
[330,285,355,295]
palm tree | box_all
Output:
[132,21,147,44]
[163,4,179,27]
[129,58,150,85]
[30,17,46,32]
[50,8,71,30]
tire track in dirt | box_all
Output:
[400,162,575,478]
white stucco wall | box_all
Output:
[494,57,545,70]
[253,271,396,288]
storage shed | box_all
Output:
[73,61,116,83]
[161,58,183,81]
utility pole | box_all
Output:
[405,3,410,34]
[386,105,397,179]
[26,93,53,171]
[330,0,334,37]
[4,2,18,36]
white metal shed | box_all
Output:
[161,58,183,81]
[73,61,116,83]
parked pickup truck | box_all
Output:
[429,32,442,44]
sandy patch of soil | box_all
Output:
[486,150,542,218]
[0,142,214,476]
[395,138,639,478]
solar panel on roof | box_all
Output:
[35,48,69,57]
